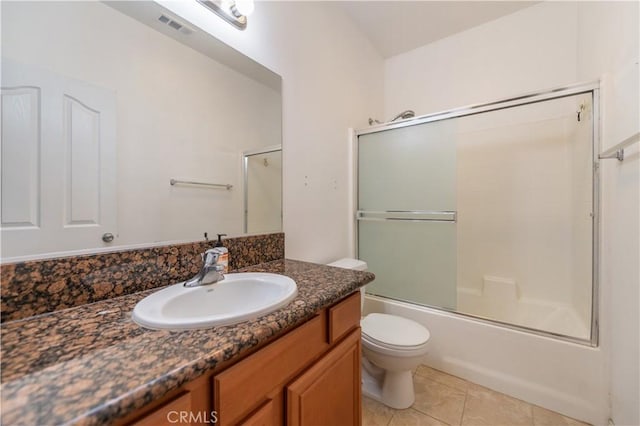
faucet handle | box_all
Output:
[202,248,222,266]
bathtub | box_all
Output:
[363,294,607,425]
[456,287,591,340]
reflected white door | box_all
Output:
[1,60,116,259]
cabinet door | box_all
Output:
[214,314,327,425]
[287,330,361,426]
[238,396,280,426]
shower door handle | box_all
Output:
[356,210,456,222]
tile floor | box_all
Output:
[362,365,590,426]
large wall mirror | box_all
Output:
[1,1,282,261]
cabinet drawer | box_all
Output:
[328,292,361,344]
[214,313,328,425]
[132,392,192,426]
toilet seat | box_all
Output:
[361,313,430,357]
[362,334,429,357]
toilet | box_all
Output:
[327,258,431,409]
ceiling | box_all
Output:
[337,1,539,59]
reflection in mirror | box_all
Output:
[243,146,282,234]
[0,1,282,261]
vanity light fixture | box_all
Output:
[197,0,255,30]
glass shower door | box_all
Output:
[357,89,596,343]
[358,120,457,310]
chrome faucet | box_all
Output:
[184,248,225,287]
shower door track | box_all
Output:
[353,81,601,347]
[357,81,599,136]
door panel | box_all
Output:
[357,119,458,310]
[359,220,457,310]
[64,95,101,226]
[1,86,41,228]
[1,60,116,259]
[358,120,456,212]
[287,330,361,426]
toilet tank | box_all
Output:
[327,258,368,311]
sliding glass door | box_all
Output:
[357,87,597,343]
[358,119,457,310]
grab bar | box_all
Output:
[170,179,232,190]
[356,210,456,222]
[599,132,639,161]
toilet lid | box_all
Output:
[361,313,430,348]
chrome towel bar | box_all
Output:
[170,179,232,190]
[599,132,639,161]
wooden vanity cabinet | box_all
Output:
[286,330,361,426]
[216,291,362,426]
[123,291,362,426]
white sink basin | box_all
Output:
[132,272,297,330]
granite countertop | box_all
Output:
[0,259,375,426]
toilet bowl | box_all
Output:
[327,258,431,409]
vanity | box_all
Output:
[0,259,374,425]
[121,289,361,426]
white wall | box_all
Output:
[577,2,640,425]
[156,1,385,263]
[2,1,281,248]
[384,2,579,117]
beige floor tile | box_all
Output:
[363,395,396,426]
[415,365,469,392]
[412,375,467,426]
[362,367,582,426]
[462,383,533,426]
[532,405,590,426]
[390,408,450,426]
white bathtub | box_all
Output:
[363,294,608,425]
[457,287,591,340]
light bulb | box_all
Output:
[233,0,254,16]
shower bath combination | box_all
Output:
[368,110,416,125]
[356,82,599,345]
[354,81,608,424]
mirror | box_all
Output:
[243,146,282,234]
[0,1,282,261]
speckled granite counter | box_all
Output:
[1,259,374,426]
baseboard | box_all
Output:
[431,356,607,425]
